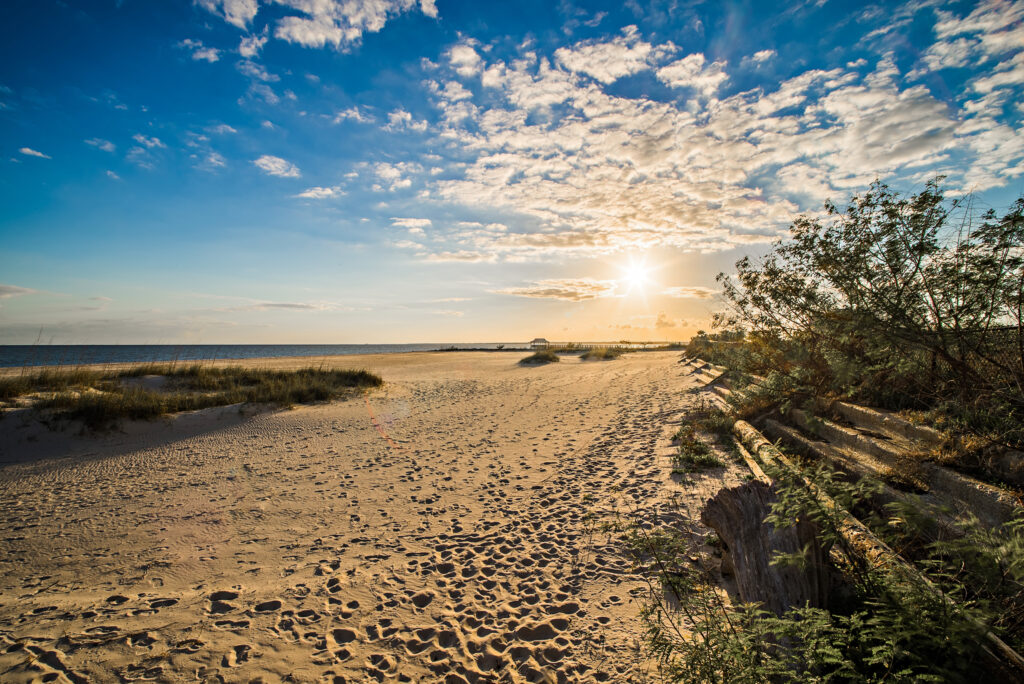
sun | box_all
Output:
[619,258,653,294]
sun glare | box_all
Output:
[620,258,653,294]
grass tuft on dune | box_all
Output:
[580,347,623,361]
[2,364,383,429]
[519,350,560,365]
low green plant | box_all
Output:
[629,459,1016,682]
[580,347,623,361]
[519,350,560,365]
[7,365,383,430]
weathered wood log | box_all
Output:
[701,479,829,616]
[732,419,1024,677]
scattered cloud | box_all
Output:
[422,250,497,263]
[195,0,259,29]
[239,31,268,58]
[208,123,237,134]
[132,134,165,148]
[496,278,618,301]
[554,25,667,84]
[178,38,221,62]
[270,0,436,50]
[237,59,278,81]
[661,286,719,299]
[253,154,301,177]
[106,170,121,180]
[84,138,115,152]
[385,108,429,132]
[656,53,729,96]
[391,217,432,231]
[333,106,374,124]
[0,284,36,298]
[742,49,777,68]
[295,185,343,198]
[655,311,684,329]
[19,147,50,159]
[373,161,421,190]
[448,42,483,77]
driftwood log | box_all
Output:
[701,479,829,616]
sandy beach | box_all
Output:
[0,351,740,683]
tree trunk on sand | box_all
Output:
[701,480,829,615]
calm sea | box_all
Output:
[0,344,524,368]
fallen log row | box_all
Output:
[729,419,1024,677]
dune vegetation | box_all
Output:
[0,363,383,429]
[635,179,1024,682]
[519,349,560,365]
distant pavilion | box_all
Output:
[530,338,550,349]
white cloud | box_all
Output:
[391,217,432,229]
[662,286,719,299]
[19,147,50,159]
[239,32,268,57]
[132,134,165,148]
[295,185,343,198]
[253,154,301,177]
[84,138,115,152]
[448,43,482,77]
[106,170,121,180]
[196,0,259,29]
[178,38,220,62]
[656,53,729,97]
[271,0,433,50]
[237,59,278,81]
[497,278,618,301]
[373,161,421,190]
[208,124,237,135]
[385,108,428,132]
[422,250,497,263]
[554,25,666,84]
[333,106,373,124]
[741,49,776,68]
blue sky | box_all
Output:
[2,0,1023,343]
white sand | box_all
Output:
[0,351,741,683]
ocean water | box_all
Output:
[0,344,524,368]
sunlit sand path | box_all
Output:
[0,351,733,683]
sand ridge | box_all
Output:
[0,351,732,682]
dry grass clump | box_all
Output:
[3,364,383,429]
[519,350,560,365]
[580,347,623,361]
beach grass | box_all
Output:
[2,364,383,429]
[580,347,623,361]
[519,350,560,365]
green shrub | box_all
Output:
[519,350,560,365]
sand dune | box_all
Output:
[0,351,737,683]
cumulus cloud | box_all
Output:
[132,134,165,148]
[253,154,301,177]
[239,32,268,57]
[373,161,421,190]
[196,0,259,28]
[272,0,434,50]
[497,278,618,301]
[391,217,432,230]
[334,106,374,124]
[415,20,1024,261]
[662,286,719,299]
[742,49,777,68]
[178,38,221,62]
[84,138,115,152]
[656,53,729,97]
[448,43,482,77]
[106,170,120,180]
[19,147,50,159]
[295,186,342,198]
[554,25,666,84]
